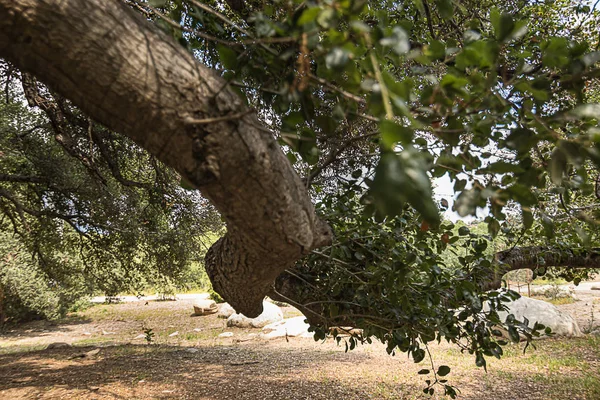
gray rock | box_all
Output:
[218,332,234,338]
[193,299,218,316]
[217,303,235,319]
[227,301,283,328]
[261,316,312,339]
[496,295,582,337]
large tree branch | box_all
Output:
[0,0,331,317]
[483,246,600,290]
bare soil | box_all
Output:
[1,287,599,400]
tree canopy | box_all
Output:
[1,0,600,395]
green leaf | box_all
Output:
[508,326,520,343]
[488,218,500,238]
[380,120,413,149]
[217,45,238,70]
[317,8,336,29]
[179,178,196,190]
[542,37,570,68]
[370,150,440,224]
[297,7,321,26]
[455,40,498,70]
[571,104,600,119]
[541,214,555,239]
[505,128,536,154]
[412,348,426,363]
[437,365,451,376]
[435,0,454,20]
[475,352,487,371]
[297,128,319,165]
[549,147,567,185]
[496,13,515,42]
[426,40,446,61]
[282,112,304,129]
[380,27,410,55]
[454,188,486,217]
[418,368,430,375]
[522,207,533,230]
[458,226,470,236]
[148,0,168,7]
[483,162,524,174]
[489,8,501,36]
[326,48,351,69]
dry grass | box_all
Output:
[1,297,599,399]
[531,295,577,305]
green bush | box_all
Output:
[0,233,65,322]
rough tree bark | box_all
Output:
[0,0,331,317]
[485,246,600,290]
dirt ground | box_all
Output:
[1,285,599,400]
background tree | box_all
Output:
[0,66,223,321]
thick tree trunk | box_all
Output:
[0,0,331,317]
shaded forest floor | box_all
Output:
[1,287,599,400]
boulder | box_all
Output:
[193,299,218,316]
[496,295,582,337]
[217,303,235,319]
[227,301,283,328]
[262,316,312,339]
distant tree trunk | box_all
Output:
[0,0,331,317]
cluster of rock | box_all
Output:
[261,317,312,339]
[193,298,315,339]
[195,292,586,341]
[225,301,284,328]
[193,298,286,328]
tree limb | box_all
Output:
[485,246,600,290]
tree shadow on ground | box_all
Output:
[0,342,413,400]
[0,314,92,339]
[1,338,599,399]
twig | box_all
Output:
[308,74,366,104]
[365,35,393,120]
